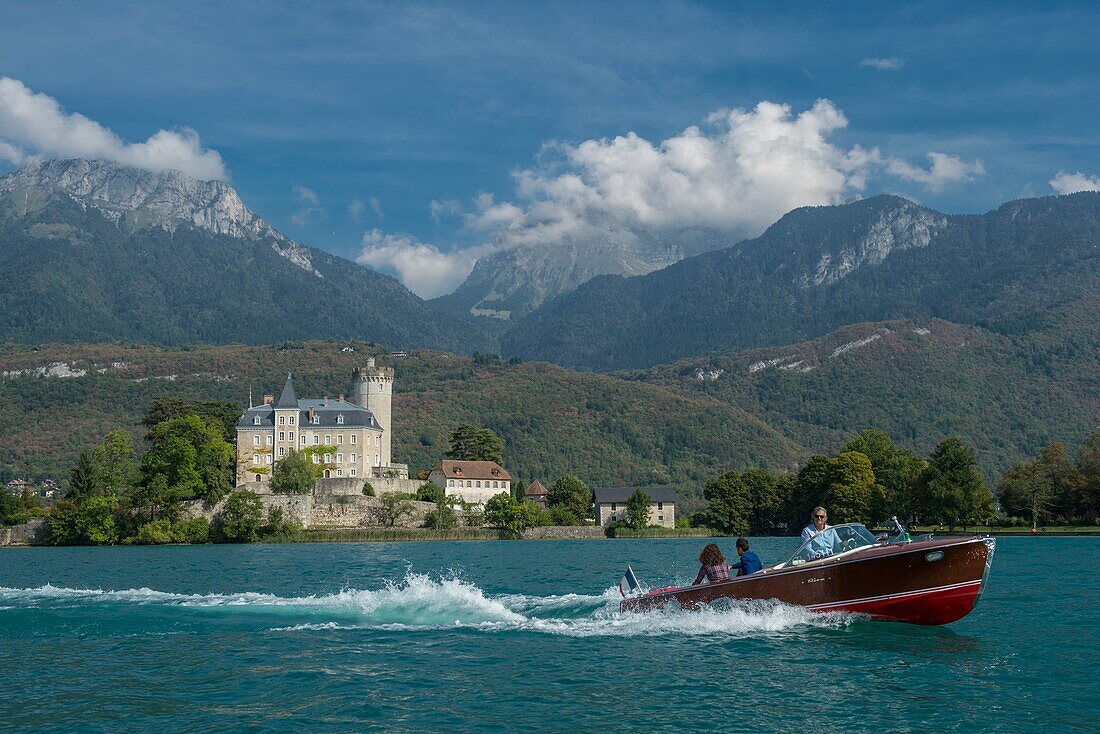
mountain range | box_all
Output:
[0,159,495,352]
[501,193,1100,370]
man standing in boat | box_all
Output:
[801,507,840,559]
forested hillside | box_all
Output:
[502,193,1100,370]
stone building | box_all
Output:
[523,479,548,508]
[235,359,406,486]
[427,460,511,506]
[593,486,677,528]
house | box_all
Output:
[593,486,677,528]
[524,479,548,508]
[428,460,511,506]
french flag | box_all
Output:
[619,565,640,598]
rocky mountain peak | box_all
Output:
[0,159,320,276]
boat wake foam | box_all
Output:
[0,574,853,638]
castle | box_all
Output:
[234,359,407,486]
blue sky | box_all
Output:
[1,1,1098,296]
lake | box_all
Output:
[1,536,1096,733]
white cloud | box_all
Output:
[464,99,881,247]
[291,185,325,226]
[370,195,384,219]
[356,229,495,299]
[886,152,985,192]
[0,77,225,180]
[362,99,984,297]
[860,57,904,70]
[1050,170,1100,194]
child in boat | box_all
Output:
[692,543,733,584]
[728,537,763,576]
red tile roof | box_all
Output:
[431,460,511,481]
[524,479,548,498]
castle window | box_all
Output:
[336,453,343,464]
[279,431,285,441]
[350,469,357,477]
[266,435,273,446]
[351,435,357,445]
[253,456,260,465]
[476,480,482,488]
[337,435,344,444]
[611,503,617,511]
[658,502,664,510]
[279,416,285,425]
[325,435,331,444]
[312,455,319,464]
[278,447,285,457]
[324,453,331,463]
[289,432,295,442]
[313,436,319,445]
[312,415,319,425]
[289,416,295,425]
[351,453,357,464]
[337,414,345,425]
[255,474,262,482]
[337,469,343,477]
[266,455,272,464]
[253,416,261,426]
[253,436,259,446]
[300,435,306,445]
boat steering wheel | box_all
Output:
[843,538,858,551]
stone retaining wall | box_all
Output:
[0,517,47,546]
[522,525,606,540]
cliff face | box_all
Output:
[0,158,319,275]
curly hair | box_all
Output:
[699,543,725,566]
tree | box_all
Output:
[998,461,1049,530]
[142,396,240,441]
[142,415,234,505]
[67,451,99,500]
[1079,432,1100,523]
[547,475,592,521]
[484,492,541,537]
[841,429,923,520]
[92,430,138,497]
[218,490,263,542]
[625,489,652,530]
[47,495,118,545]
[916,438,993,530]
[823,451,883,525]
[416,483,445,504]
[1038,443,1086,521]
[511,479,527,502]
[446,424,504,464]
[374,493,415,527]
[271,449,316,495]
[781,455,830,531]
[422,499,458,529]
[698,472,753,535]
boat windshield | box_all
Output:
[780,523,879,568]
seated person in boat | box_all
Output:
[801,507,840,559]
[692,543,733,584]
[728,537,763,575]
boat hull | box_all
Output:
[621,536,995,625]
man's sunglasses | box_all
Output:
[814,515,827,519]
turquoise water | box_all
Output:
[1,537,1097,733]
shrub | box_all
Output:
[218,489,263,542]
[547,506,579,526]
[416,483,445,503]
[423,501,458,529]
[270,449,315,495]
[133,519,176,545]
[177,516,211,543]
[362,481,376,496]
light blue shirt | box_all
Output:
[801,523,839,558]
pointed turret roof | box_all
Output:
[275,373,298,408]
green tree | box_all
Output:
[781,455,830,531]
[92,430,139,497]
[998,461,1049,530]
[511,479,527,502]
[547,475,592,521]
[66,451,99,500]
[218,490,263,542]
[624,489,653,530]
[445,424,505,464]
[1078,432,1100,523]
[823,451,883,525]
[484,492,540,537]
[142,415,234,505]
[841,429,923,520]
[423,499,458,529]
[916,438,993,530]
[142,396,240,441]
[1038,443,1086,521]
[271,449,316,495]
[47,495,118,545]
[698,472,753,535]
[416,483,445,503]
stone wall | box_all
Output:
[309,495,435,528]
[0,517,47,546]
[522,525,606,540]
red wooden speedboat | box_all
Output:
[620,524,996,625]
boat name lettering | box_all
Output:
[806,577,826,584]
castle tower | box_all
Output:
[352,358,394,469]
